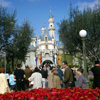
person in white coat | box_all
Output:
[28,67,42,89]
[0,68,10,94]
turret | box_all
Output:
[41,26,46,35]
[48,10,55,39]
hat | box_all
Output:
[95,60,99,64]
[95,58,99,64]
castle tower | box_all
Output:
[48,10,55,39]
[41,26,46,35]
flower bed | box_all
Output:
[0,87,100,100]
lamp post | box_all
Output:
[79,29,89,87]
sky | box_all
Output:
[0,0,99,40]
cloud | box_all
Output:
[0,0,12,7]
[77,0,98,10]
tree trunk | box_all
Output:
[12,57,14,70]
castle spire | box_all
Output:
[49,10,54,18]
[48,10,55,39]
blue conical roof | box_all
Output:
[41,29,52,41]
[49,10,54,18]
[51,34,54,39]
[29,45,34,48]
[38,34,41,39]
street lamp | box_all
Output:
[79,29,89,87]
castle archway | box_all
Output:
[42,60,53,65]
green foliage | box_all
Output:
[65,54,74,65]
[60,50,82,67]
[89,77,94,88]
[76,53,82,65]
[0,7,16,50]
[60,51,74,65]
[69,64,80,68]
[0,61,4,68]
[7,20,34,61]
[0,7,35,69]
[58,3,100,64]
[89,77,94,81]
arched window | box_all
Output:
[45,37,48,42]
[46,45,48,49]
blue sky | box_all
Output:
[0,0,99,39]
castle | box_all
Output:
[22,10,63,69]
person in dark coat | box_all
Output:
[14,64,26,91]
[40,65,48,88]
[61,61,74,88]
[69,65,76,87]
[24,65,32,90]
[91,60,100,88]
[57,65,63,88]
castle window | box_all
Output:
[45,37,48,42]
[45,53,49,57]
[46,45,48,49]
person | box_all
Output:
[79,65,82,69]
[0,67,10,94]
[52,70,61,89]
[30,66,34,71]
[69,66,76,87]
[69,65,76,87]
[39,66,42,71]
[57,65,63,88]
[73,65,76,75]
[61,61,74,88]
[77,68,87,89]
[4,70,10,87]
[48,66,53,88]
[14,64,26,91]
[52,65,57,70]
[91,60,100,88]
[24,65,32,90]
[9,70,16,92]
[40,65,48,88]
[28,67,42,89]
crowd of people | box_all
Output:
[0,60,100,94]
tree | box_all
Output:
[0,7,34,69]
[0,7,16,51]
[7,20,34,69]
[58,4,100,64]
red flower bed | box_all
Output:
[0,87,100,100]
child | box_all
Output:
[52,70,61,89]
[77,68,87,89]
[9,70,16,92]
